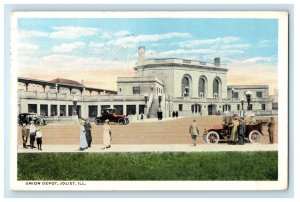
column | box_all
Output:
[136,104,139,115]
[98,105,101,116]
[48,105,51,116]
[37,104,40,116]
[66,104,69,117]
[123,104,127,116]
[57,105,60,116]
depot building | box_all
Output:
[17,47,277,122]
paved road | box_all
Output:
[17,143,278,153]
[18,116,277,146]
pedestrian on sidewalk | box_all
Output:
[29,121,37,149]
[268,117,275,144]
[229,114,239,145]
[79,119,88,151]
[21,123,29,148]
[36,128,43,150]
[102,119,112,149]
[238,117,246,145]
[84,118,92,147]
[189,119,199,146]
[172,111,175,118]
[175,111,178,118]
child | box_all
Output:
[36,128,43,150]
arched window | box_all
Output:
[213,77,222,98]
[181,74,192,97]
[198,77,206,97]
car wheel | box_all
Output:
[249,130,262,144]
[118,119,125,125]
[205,131,220,144]
[125,119,129,125]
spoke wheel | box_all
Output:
[205,131,220,144]
[249,130,263,144]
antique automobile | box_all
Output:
[94,108,129,125]
[18,113,47,126]
[203,120,263,144]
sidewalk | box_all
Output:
[17,143,278,153]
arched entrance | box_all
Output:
[191,104,202,114]
[208,104,217,115]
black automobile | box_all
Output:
[18,113,47,126]
[95,108,129,125]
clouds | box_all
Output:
[176,36,240,48]
[49,26,100,39]
[52,42,86,53]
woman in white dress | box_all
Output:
[103,119,111,149]
[79,119,88,151]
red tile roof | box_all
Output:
[49,78,85,87]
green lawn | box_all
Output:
[18,152,278,181]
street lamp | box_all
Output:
[241,98,245,110]
[72,96,78,115]
[245,90,252,110]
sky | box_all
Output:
[16,18,278,94]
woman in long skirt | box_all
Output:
[103,119,111,149]
[79,119,88,151]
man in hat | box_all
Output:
[238,117,246,145]
[29,121,37,149]
[189,119,199,146]
[103,119,112,149]
[21,123,29,148]
[268,117,275,144]
[84,118,92,147]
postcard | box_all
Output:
[10,11,288,191]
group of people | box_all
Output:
[189,114,275,146]
[21,121,43,150]
[172,111,179,118]
[79,118,112,151]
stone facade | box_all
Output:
[17,47,277,120]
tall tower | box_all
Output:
[138,46,145,64]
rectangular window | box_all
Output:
[256,91,263,98]
[233,92,239,98]
[237,104,240,111]
[28,104,37,113]
[60,105,66,116]
[133,86,140,94]
[179,104,183,111]
[40,105,48,116]
[114,105,123,115]
[261,104,266,110]
[126,105,136,116]
[68,105,73,116]
[50,105,57,116]
[88,105,98,117]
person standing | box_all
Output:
[175,111,178,118]
[189,119,199,146]
[140,113,144,121]
[79,119,88,151]
[238,118,246,145]
[36,128,43,151]
[29,121,37,149]
[268,117,275,144]
[103,119,112,149]
[21,123,29,148]
[229,114,239,145]
[84,118,92,148]
[172,111,175,118]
